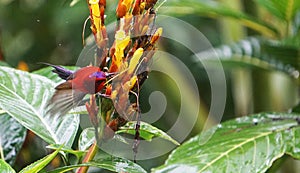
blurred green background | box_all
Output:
[0,0,299,172]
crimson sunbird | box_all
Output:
[45,64,112,116]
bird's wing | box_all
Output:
[46,82,86,116]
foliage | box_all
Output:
[19,146,62,173]
[0,159,15,173]
[153,113,300,172]
[47,155,147,173]
[0,65,178,172]
[0,112,26,165]
[165,0,300,78]
[0,67,79,147]
[194,36,300,77]
[154,0,300,172]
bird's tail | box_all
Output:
[39,62,74,80]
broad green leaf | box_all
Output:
[117,121,180,146]
[0,62,9,67]
[78,128,95,151]
[79,121,180,153]
[0,113,27,165]
[0,67,79,147]
[19,146,61,173]
[152,112,300,173]
[254,0,300,22]
[261,40,300,71]
[194,37,300,78]
[163,0,279,37]
[69,105,88,115]
[78,128,129,151]
[46,156,146,173]
[32,66,78,83]
[46,144,86,159]
[70,0,81,7]
[0,159,16,173]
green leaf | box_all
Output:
[47,156,147,173]
[78,128,129,150]
[0,62,9,67]
[282,36,300,48]
[32,66,78,83]
[261,40,300,70]
[292,102,300,113]
[254,0,300,22]
[152,112,300,173]
[194,37,300,78]
[69,106,88,115]
[293,11,300,34]
[78,128,95,151]
[0,159,16,173]
[117,121,180,146]
[78,122,180,151]
[46,144,86,159]
[19,146,62,173]
[70,0,81,7]
[0,67,79,147]
[0,113,27,165]
[163,0,279,37]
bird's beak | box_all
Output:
[105,72,118,78]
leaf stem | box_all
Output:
[76,141,98,173]
[0,138,4,160]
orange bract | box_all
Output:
[86,0,162,137]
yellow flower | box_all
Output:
[128,48,143,74]
[114,29,131,70]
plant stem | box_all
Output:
[0,139,4,160]
[76,141,98,173]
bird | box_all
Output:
[45,64,112,116]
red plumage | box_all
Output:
[67,66,106,94]
[47,66,108,116]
